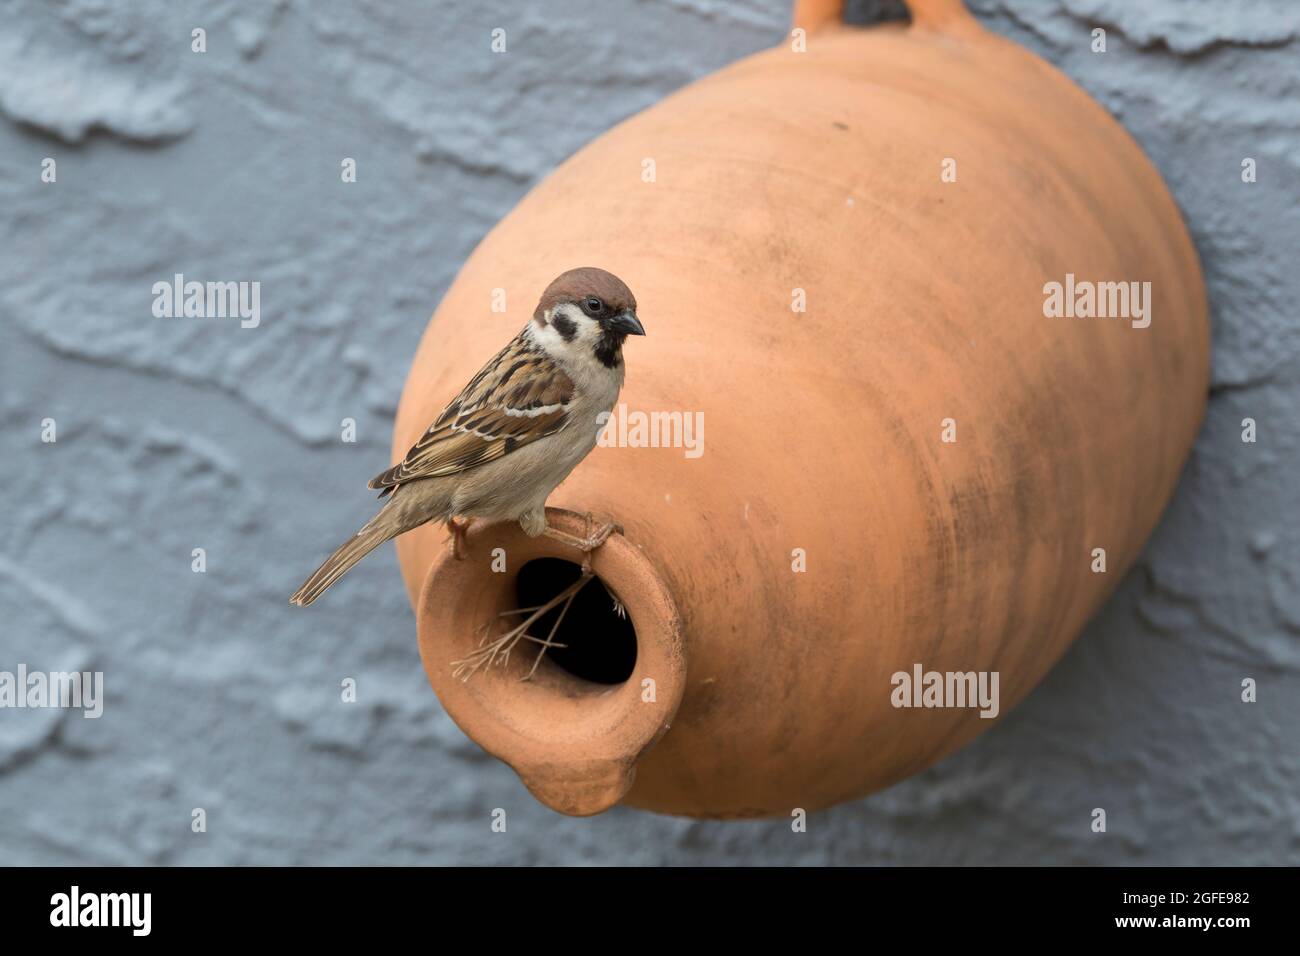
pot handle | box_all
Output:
[793,0,976,34]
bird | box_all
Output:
[289,266,645,607]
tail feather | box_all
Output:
[290,525,393,607]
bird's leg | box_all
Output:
[444,517,472,560]
[544,513,623,573]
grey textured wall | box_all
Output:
[1,0,1296,865]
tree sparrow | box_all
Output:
[290,267,645,606]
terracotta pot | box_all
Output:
[396,0,1209,817]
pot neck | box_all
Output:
[416,508,686,816]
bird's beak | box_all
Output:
[610,310,646,336]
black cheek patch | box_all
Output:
[552,313,577,342]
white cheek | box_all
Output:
[576,319,604,349]
[530,318,565,352]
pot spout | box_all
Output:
[416,508,686,816]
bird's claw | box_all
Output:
[544,513,622,573]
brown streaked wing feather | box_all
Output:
[368,334,575,490]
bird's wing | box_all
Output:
[368,333,575,490]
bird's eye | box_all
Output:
[584,297,604,314]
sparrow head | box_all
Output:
[532,267,644,369]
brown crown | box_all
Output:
[535,267,637,318]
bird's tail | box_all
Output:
[289,522,395,607]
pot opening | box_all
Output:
[844,0,911,26]
[515,558,637,685]
[417,508,685,815]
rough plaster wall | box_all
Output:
[0,0,1296,865]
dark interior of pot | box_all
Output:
[514,558,638,685]
[435,555,641,695]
